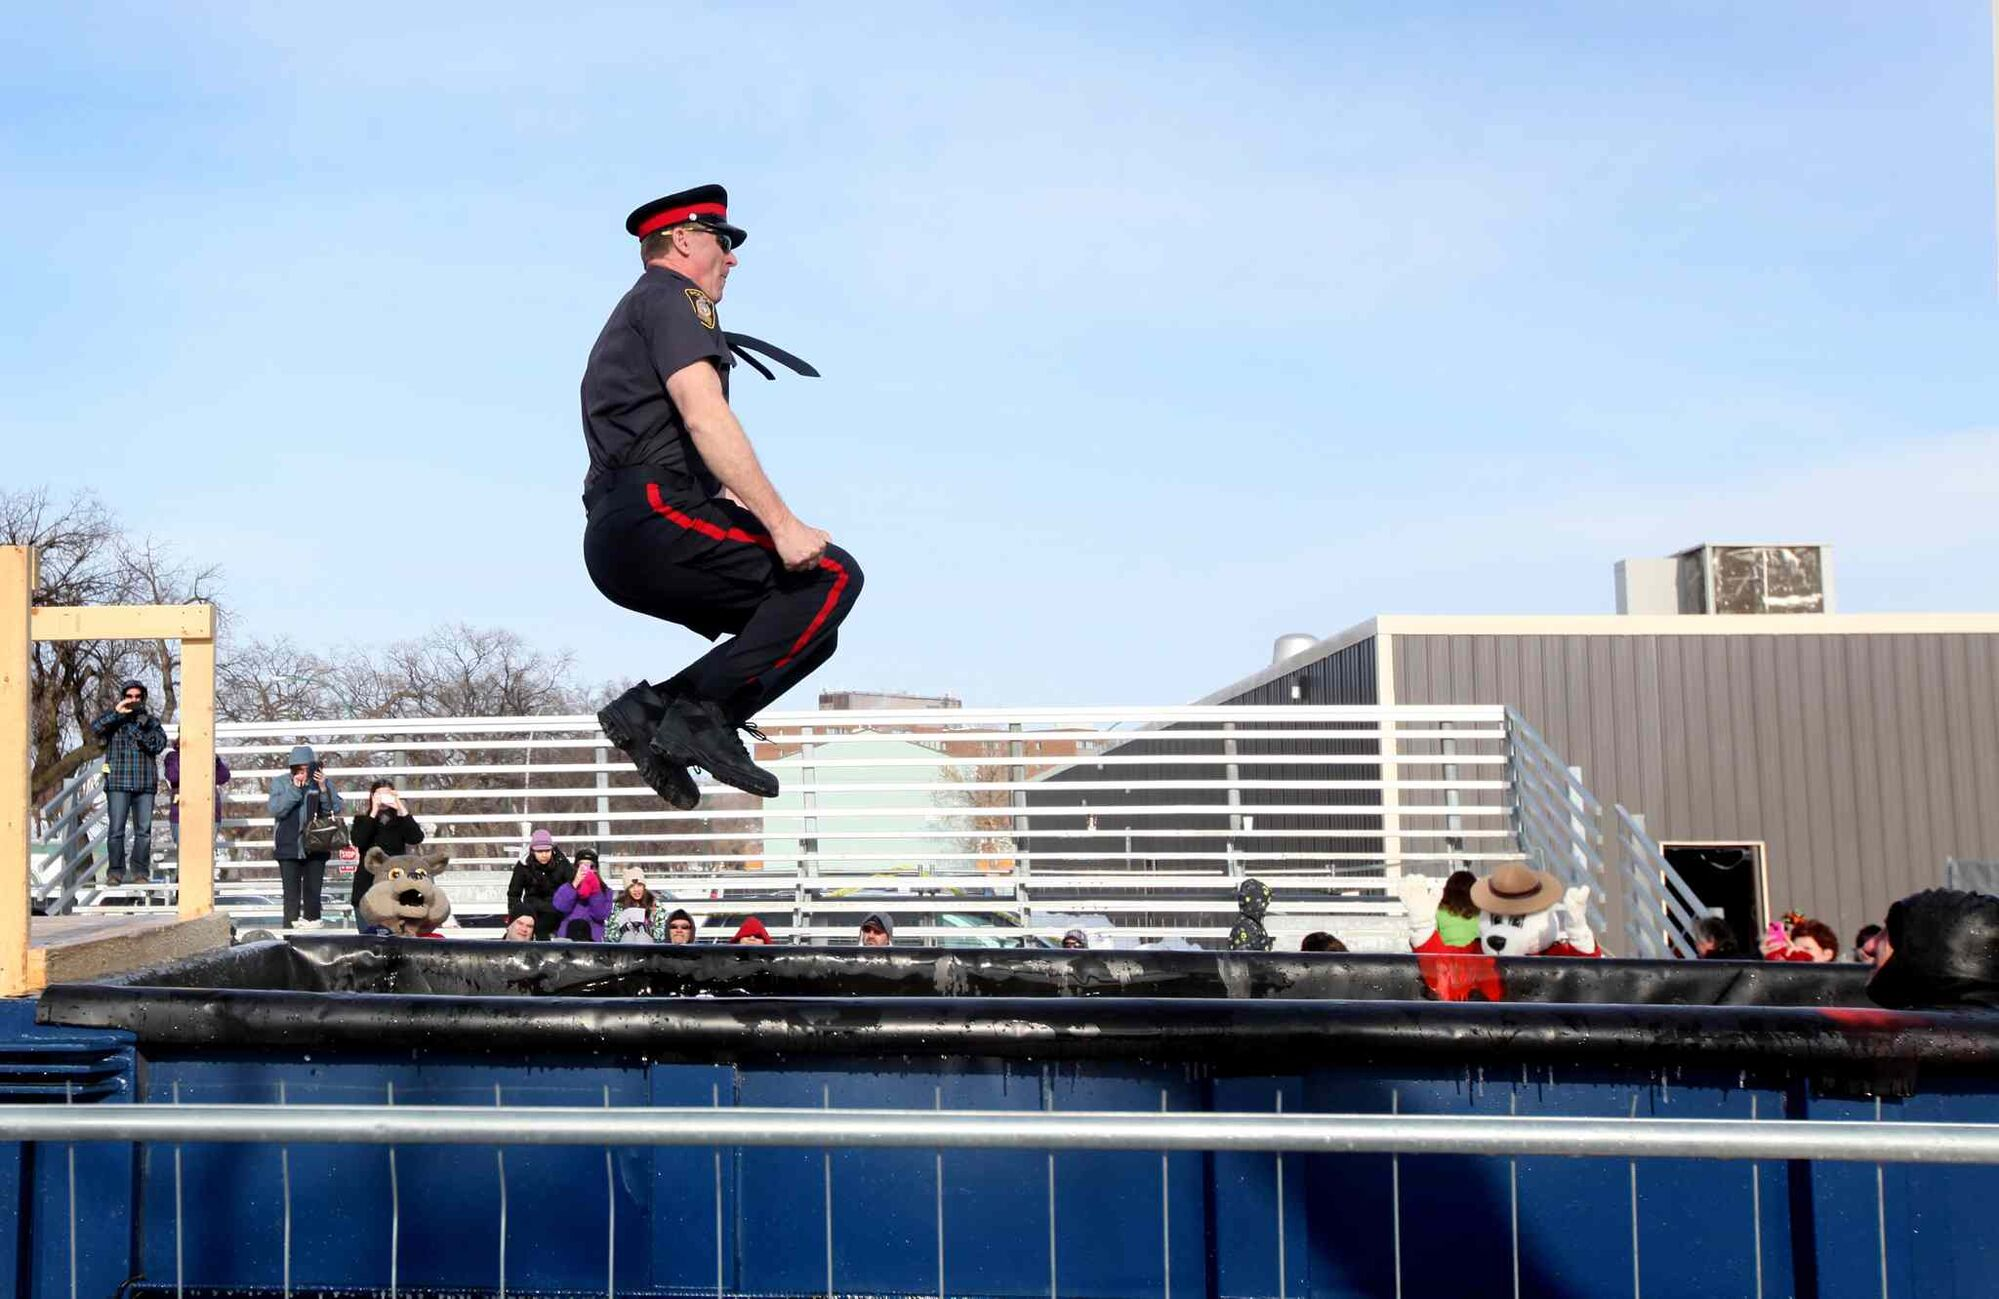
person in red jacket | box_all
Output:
[732,916,773,945]
[1396,870,1503,1001]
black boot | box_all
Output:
[650,696,779,799]
[596,683,701,810]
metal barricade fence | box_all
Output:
[3,1100,1991,1299]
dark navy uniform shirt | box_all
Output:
[580,266,734,501]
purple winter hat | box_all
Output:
[530,829,554,851]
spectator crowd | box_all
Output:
[254,755,1999,1005]
[67,681,1999,998]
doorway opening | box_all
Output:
[1661,842,1767,956]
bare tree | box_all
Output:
[373,624,582,719]
[216,637,341,724]
[5,490,158,801]
[3,487,236,803]
[932,740,1019,870]
[112,535,226,725]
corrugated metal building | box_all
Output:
[1198,613,1999,940]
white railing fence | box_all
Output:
[1612,806,1706,959]
[31,763,111,913]
[1503,711,1611,938]
[31,705,1665,950]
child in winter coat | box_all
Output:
[608,865,657,943]
[551,848,613,942]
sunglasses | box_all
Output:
[691,225,733,253]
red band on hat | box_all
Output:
[635,203,727,237]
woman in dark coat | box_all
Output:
[348,779,425,928]
[506,829,571,940]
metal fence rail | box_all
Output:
[1504,711,1610,937]
[31,705,1673,949]
[1614,806,1707,959]
[3,1103,1994,1165]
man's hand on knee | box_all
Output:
[773,519,831,571]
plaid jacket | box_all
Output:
[90,708,168,793]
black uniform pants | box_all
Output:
[583,472,864,720]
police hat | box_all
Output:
[625,184,748,249]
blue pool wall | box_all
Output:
[6,1035,1999,1298]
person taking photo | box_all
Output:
[348,779,425,929]
[90,679,169,886]
[268,745,344,929]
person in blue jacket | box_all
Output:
[267,744,344,929]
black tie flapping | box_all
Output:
[725,332,820,381]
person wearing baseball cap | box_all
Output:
[859,913,894,947]
[582,183,865,810]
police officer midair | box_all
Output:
[580,185,865,806]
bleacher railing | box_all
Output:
[1503,711,1611,937]
[32,764,105,914]
[1613,805,1706,959]
[34,705,1665,948]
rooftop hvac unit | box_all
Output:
[1616,545,1834,615]
[1272,633,1319,665]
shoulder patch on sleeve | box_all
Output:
[684,287,717,330]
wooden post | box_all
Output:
[0,555,225,993]
[0,547,36,997]
[177,631,217,920]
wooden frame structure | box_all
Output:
[0,544,218,995]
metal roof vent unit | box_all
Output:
[1614,559,1680,614]
[1272,633,1319,665]
[1617,545,1834,615]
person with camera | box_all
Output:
[89,679,170,886]
[267,744,345,929]
[348,779,424,929]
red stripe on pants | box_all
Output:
[645,482,846,677]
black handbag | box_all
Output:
[300,791,348,856]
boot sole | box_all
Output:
[635,753,702,811]
[599,702,701,810]
[596,701,646,754]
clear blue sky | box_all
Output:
[5,2,1994,707]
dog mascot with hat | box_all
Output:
[1469,860,1601,958]
[1397,859,1601,1001]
